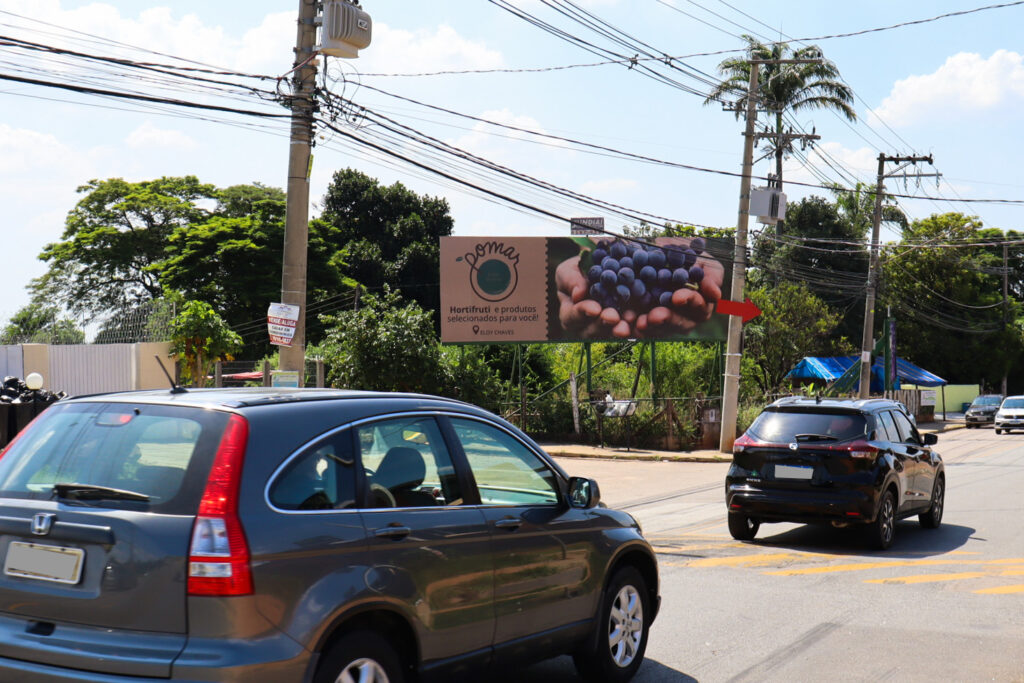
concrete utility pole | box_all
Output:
[1003,243,1009,396]
[857,153,935,398]
[719,58,820,454]
[279,0,320,381]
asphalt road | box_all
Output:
[503,426,1024,682]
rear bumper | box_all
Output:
[726,483,877,523]
[966,414,994,424]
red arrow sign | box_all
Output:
[716,297,761,323]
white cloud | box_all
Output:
[872,50,1024,126]
[781,141,878,192]
[125,121,197,150]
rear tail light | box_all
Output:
[732,434,753,454]
[847,441,879,459]
[188,414,252,596]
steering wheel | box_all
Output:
[369,483,396,508]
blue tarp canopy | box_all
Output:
[786,356,946,392]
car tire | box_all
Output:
[919,475,944,529]
[727,513,759,541]
[995,428,1002,435]
[868,490,896,550]
[573,566,650,683]
[314,631,405,683]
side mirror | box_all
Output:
[923,432,938,445]
[568,476,601,509]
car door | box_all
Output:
[443,416,597,663]
[892,409,935,507]
[876,410,919,512]
[354,415,494,670]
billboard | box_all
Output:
[440,235,733,343]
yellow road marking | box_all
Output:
[866,572,988,585]
[688,552,805,568]
[975,584,1024,595]
[766,559,961,575]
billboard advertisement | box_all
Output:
[440,235,733,343]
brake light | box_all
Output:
[188,414,252,596]
[847,441,879,459]
[733,434,753,454]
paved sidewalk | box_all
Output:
[540,416,965,463]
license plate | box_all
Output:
[775,465,813,480]
[4,542,85,585]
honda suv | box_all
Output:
[0,388,658,682]
[726,397,944,550]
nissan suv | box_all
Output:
[0,388,659,682]
[726,397,944,550]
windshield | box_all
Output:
[746,410,867,443]
[0,402,228,513]
[972,396,1002,407]
[1001,398,1024,409]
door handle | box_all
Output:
[494,518,522,531]
[374,525,411,539]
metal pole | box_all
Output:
[859,154,887,398]
[719,61,759,453]
[649,341,657,405]
[279,0,319,383]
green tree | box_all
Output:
[744,282,852,393]
[320,169,454,320]
[170,300,243,388]
[705,35,855,189]
[879,213,1023,386]
[0,303,85,345]
[318,289,441,393]
[33,176,216,318]
[829,182,908,235]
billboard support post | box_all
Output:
[585,343,592,400]
[650,341,657,405]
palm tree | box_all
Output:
[704,35,856,191]
[829,182,909,237]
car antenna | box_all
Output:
[154,355,188,394]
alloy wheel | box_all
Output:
[608,584,644,668]
[879,496,895,546]
[336,658,389,683]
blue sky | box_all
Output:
[1,1,1022,328]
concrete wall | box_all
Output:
[3,342,173,395]
[904,383,979,414]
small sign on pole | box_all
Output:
[570,217,604,235]
[268,303,301,347]
[271,370,301,388]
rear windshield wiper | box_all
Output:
[52,483,150,502]
[794,433,838,442]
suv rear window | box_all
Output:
[747,409,867,443]
[0,402,228,513]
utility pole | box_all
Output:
[1003,243,1009,396]
[858,153,936,398]
[279,0,320,382]
[719,57,822,453]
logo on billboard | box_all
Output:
[460,241,520,302]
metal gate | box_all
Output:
[48,344,135,397]
[0,346,23,379]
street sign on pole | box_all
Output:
[570,217,604,235]
[268,302,301,347]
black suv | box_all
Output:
[726,397,944,550]
[0,388,658,682]
[965,394,1003,427]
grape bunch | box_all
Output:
[582,238,707,313]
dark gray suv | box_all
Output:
[0,388,658,682]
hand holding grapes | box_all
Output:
[560,236,723,339]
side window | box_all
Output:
[270,431,357,511]
[891,411,920,445]
[356,417,462,508]
[877,411,899,442]
[450,418,560,506]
